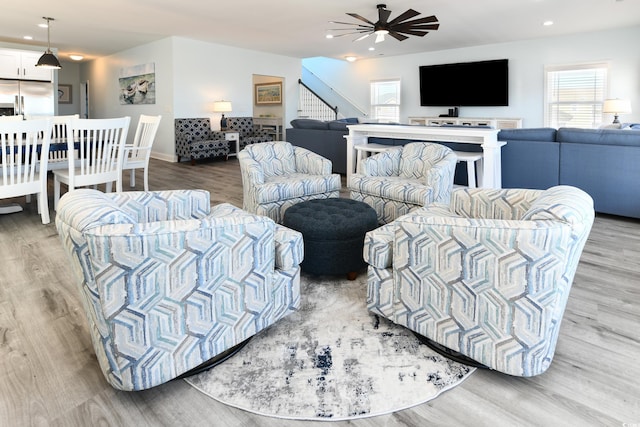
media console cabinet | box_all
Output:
[408,116,522,129]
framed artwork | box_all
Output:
[58,84,72,104]
[118,63,156,105]
[255,82,282,105]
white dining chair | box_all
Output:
[1,118,53,224]
[53,116,131,210]
[121,114,161,190]
[48,114,80,171]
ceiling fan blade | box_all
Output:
[387,31,409,42]
[391,28,429,37]
[396,15,439,26]
[394,23,440,32]
[378,7,392,25]
[330,31,372,38]
[387,9,421,26]
[329,20,372,27]
[347,13,375,25]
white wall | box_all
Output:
[171,37,300,131]
[80,37,301,161]
[81,38,175,161]
[57,61,81,116]
[304,25,640,127]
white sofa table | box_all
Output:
[345,124,505,188]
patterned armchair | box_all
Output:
[349,142,457,225]
[174,118,230,164]
[365,185,595,376]
[226,116,273,149]
[55,188,303,391]
[238,140,341,223]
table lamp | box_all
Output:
[213,101,232,130]
[603,99,632,124]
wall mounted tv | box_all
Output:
[419,59,509,107]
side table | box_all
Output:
[224,131,240,157]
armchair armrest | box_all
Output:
[424,151,457,203]
[207,203,304,269]
[237,150,265,185]
[275,225,304,269]
[176,131,194,145]
[293,146,332,175]
[209,130,226,140]
[360,148,402,176]
[254,127,271,138]
[363,223,395,269]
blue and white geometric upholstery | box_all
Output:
[55,188,303,391]
[226,117,272,148]
[238,140,341,223]
[174,118,230,163]
[364,185,595,376]
[350,142,457,224]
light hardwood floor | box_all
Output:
[1,157,639,427]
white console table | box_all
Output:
[345,124,505,188]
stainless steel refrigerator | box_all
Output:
[0,79,55,117]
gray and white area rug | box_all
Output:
[185,273,475,421]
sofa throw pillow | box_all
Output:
[290,119,329,130]
[327,120,348,131]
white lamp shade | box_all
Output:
[213,101,232,113]
[603,99,632,114]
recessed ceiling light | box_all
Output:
[368,47,375,51]
[69,54,84,61]
[543,20,554,26]
[38,23,48,28]
[345,56,357,62]
[23,36,33,40]
[326,34,334,39]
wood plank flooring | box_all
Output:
[1,157,639,427]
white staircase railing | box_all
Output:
[297,80,338,121]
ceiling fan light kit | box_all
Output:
[329,4,439,44]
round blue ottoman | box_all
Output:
[283,198,378,279]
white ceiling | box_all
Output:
[2,0,640,62]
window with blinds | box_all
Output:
[544,63,608,128]
[370,79,400,123]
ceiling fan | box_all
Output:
[329,4,440,44]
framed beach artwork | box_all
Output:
[255,82,282,105]
[118,63,156,105]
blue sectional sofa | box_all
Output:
[285,118,355,174]
[287,119,640,218]
[498,126,640,218]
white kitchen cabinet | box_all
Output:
[0,49,53,81]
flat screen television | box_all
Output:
[419,59,509,107]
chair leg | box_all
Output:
[38,190,50,225]
[106,181,112,193]
[130,169,136,188]
[54,177,61,211]
[143,167,149,191]
[466,160,476,188]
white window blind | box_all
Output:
[370,79,400,123]
[544,63,608,128]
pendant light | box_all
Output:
[36,17,62,69]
